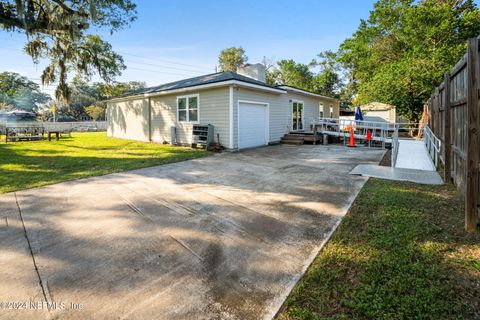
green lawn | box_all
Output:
[0,132,208,194]
[278,179,480,320]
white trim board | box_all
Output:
[229,86,234,149]
[277,85,338,101]
[108,80,286,103]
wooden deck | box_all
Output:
[281,132,322,145]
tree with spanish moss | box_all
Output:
[0,0,137,102]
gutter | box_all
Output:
[107,80,287,103]
[276,85,339,102]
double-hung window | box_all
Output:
[177,94,199,123]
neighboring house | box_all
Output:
[0,109,36,122]
[359,102,399,123]
[106,64,339,150]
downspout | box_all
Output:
[229,85,234,149]
[148,97,152,141]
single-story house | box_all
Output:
[106,63,339,150]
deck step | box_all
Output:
[283,134,307,140]
[303,136,321,142]
[281,138,304,145]
[288,131,313,135]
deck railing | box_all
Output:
[312,117,417,148]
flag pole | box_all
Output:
[51,103,56,122]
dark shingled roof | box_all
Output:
[120,71,284,98]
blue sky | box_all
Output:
[0,0,379,95]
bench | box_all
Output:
[5,126,44,142]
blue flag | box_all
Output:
[355,105,364,121]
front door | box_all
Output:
[292,101,304,131]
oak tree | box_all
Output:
[338,0,480,121]
[0,0,137,102]
[0,71,51,110]
[218,47,248,72]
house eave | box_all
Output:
[107,80,286,103]
[276,85,338,102]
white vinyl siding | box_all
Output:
[150,87,230,147]
[232,88,336,148]
[232,88,287,149]
[106,98,150,141]
[106,84,339,150]
[364,110,394,123]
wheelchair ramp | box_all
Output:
[395,139,436,171]
[350,165,443,185]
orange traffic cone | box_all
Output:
[366,129,372,147]
[348,128,356,147]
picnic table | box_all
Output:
[47,130,61,141]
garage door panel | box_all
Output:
[239,103,268,149]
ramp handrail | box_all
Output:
[391,129,400,167]
[314,117,397,130]
[422,125,442,168]
[312,117,406,148]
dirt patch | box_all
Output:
[379,149,392,167]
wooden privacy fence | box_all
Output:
[426,37,479,232]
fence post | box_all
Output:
[465,37,479,233]
[428,95,435,131]
[434,89,440,138]
[444,74,452,182]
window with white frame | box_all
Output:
[319,103,324,118]
[177,94,199,122]
[329,104,333,118]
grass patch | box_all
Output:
[278,179,480,320]
[0,132,208,193]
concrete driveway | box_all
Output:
[0,144,384,320]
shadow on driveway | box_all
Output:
[0,144,384,320]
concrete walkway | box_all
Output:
[395,139,436,171]
[349,139,443,185]
[350,165,444,185]
[0,145,384,320]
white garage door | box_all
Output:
[238,102,268,149]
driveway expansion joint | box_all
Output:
[14,192,52,309]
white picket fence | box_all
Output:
[0,121,107,134]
